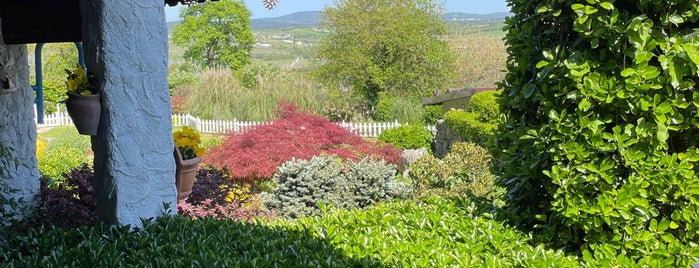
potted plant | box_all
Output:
[173,126,204,200]
[64,65,101,136]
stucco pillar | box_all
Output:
[0,20,40,214]
[79,0,176,226]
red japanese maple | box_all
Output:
[204,102,401,183]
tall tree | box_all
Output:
[172,0,253,69]
[314,0,455,106]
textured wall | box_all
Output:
[79,0,176,226]
[0,19,40,208]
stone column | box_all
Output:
[78,0,176,226]
[0,21,40,214]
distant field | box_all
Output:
[168,22,506,69]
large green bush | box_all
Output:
[377,124,433,152]
[443,90,501,146]
[495,0,699,265]
[443,110,495,146]
[263,156,412,218]
[468,90,501,123]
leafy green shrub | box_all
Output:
[443,109,495,146]
[495,0,699,266]
[408,142,498,198]
[468,90,500,123]
[0,215,385,267]
[377,124,433,152]
[422,104,442,125]
[443,90,501,146]
[294,197,581,267]
[263,156,412,218]
[38,148,89,186]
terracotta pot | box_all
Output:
[174,146,201,200]
[66,92,101,136]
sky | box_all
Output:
[165,0,509,22]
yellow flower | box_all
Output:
[174,126,203,160]
[65,65,97,96]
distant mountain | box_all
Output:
[251,11,322,30]
[250,11,509,30]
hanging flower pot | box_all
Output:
[64,65,101,136]
[174,146,201,200]
[66,92,101,136]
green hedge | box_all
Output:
[443,110,495,146]
[495,0,699,265]
[377,124,433,152]
[2,198,582,267]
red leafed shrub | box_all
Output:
[203,102,402,183]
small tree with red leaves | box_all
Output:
[204,102,401,184]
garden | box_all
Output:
[1,91,587,266]
[3,0,699,266]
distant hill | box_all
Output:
[169,11,510,31]
[251,11,321,30]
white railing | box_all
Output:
[36,105,434,138]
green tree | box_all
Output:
[314,0,456,113]
[29,43,81,113]
[172,0,253,69]
[495,0,699,265]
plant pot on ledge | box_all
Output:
[65,92,101,136]
[174,146,201,200]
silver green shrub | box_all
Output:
[263,156,412,218]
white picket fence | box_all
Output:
[36,105,434,138]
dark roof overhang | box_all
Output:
[0,0,219,44]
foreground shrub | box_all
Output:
[408,142,498,198]
[291,197,581,267]
[35,164,97,229]
[496,0,699,265]
[1,216,385,266]
[263,156,412,218]
[204,102,402,183]
[378,124,433,152]
[1,198,583,267]
[177,167,272,222]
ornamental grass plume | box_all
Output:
[174,126,205,160]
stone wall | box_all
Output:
[0,19,40,209]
